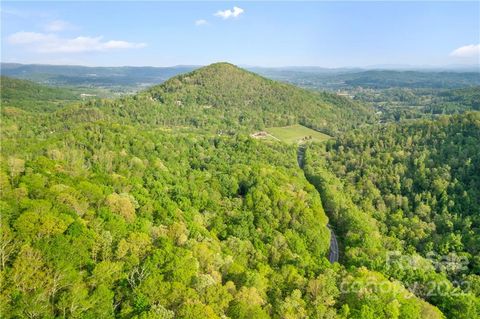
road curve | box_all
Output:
[297,145,339,264]
[328,225,339,263]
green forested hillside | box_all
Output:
[2,64,478,319]
[1,76,81,112]
[304,112,480,318]
[96,63,374,134]
[353,86,480,122]
[432,87,480,112]
[1,123,337,318]
[341,70,480,89]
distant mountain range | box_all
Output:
[0,63,199,88]
[1,62,479,90]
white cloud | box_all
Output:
[195,19,208,26]
[214,6,244,19]
[450,44,480,58]
[8,31,146,53]
[44,20,73,32]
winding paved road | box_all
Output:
[328,225,339,263]
[297,145,339,264]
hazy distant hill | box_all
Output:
[338,70,480,89]
[3,62,478,92]
[253,68,480,90]
[0,63,198,88]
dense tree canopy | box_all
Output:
[0,76,81,112]
[304,112,480,318]
[2,64,476,318]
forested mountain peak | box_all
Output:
[181,61,243,75]
[145,61,294,98]
[134,62,373,133]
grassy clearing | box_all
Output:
[265,124,331,144]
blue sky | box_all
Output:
[1,1,479,67]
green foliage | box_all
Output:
[340,267,445,319]
[1,119,335,318]
[355,86,480,121]
[304,112,480,318]
[3,63,475,319]
[341,70,480,89]
[109,63,374,134]
[1,76,80,112]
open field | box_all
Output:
[265,124,331,144]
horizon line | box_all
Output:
[1,61,479,71]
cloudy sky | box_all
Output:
[1,1,479,67]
